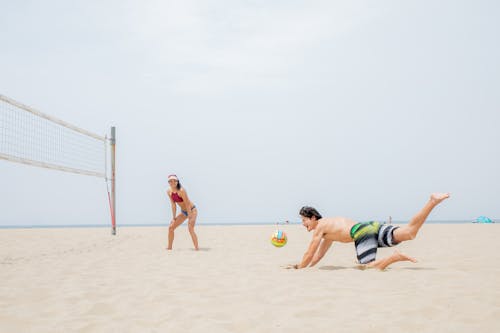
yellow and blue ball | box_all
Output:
[271,230,287,247]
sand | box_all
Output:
[1,224,499,333]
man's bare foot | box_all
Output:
[430,193,450,205]
[393,249,417,263]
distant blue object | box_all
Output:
[473,216,494,223]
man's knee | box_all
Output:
[394,228,417,242]
[403,229,417,241]
[406,232,416,240]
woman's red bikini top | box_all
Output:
[171,192,183,203]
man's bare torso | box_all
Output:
[317,217,357,243]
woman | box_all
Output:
[166,174,199,250]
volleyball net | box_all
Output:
[0,94,116,234]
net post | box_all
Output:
[110,126,116,235]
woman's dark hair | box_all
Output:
[299,206,322,220]
[176,181,182,190]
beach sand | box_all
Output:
[1,224,499,333]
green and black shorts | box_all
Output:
[350,221,400,264]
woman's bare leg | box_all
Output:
[188,209,199,250]
[167,214,187,250]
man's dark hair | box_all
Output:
[299,206,322,220]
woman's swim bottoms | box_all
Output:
[181,205,196,217]
[350,221,400,264]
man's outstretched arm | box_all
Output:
[292,231,323,269]
[309,239,333,267]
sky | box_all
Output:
[1,0,499,226]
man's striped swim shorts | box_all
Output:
[350,221,400,264]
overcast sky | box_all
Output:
[1,0,499,226]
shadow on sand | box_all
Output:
[196,247,211,251]
[318,265,358,271]
[318,265,437,271]
[397,266,436,271]
[166,247,212,252]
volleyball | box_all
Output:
[271,230,287,247]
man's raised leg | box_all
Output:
[393,193,450,243]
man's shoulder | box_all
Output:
[318,217,354,231]
[319,216,343,224]
[316,217,337,232]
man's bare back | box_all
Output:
[316,217,357,243]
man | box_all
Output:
[288,193,450,270]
